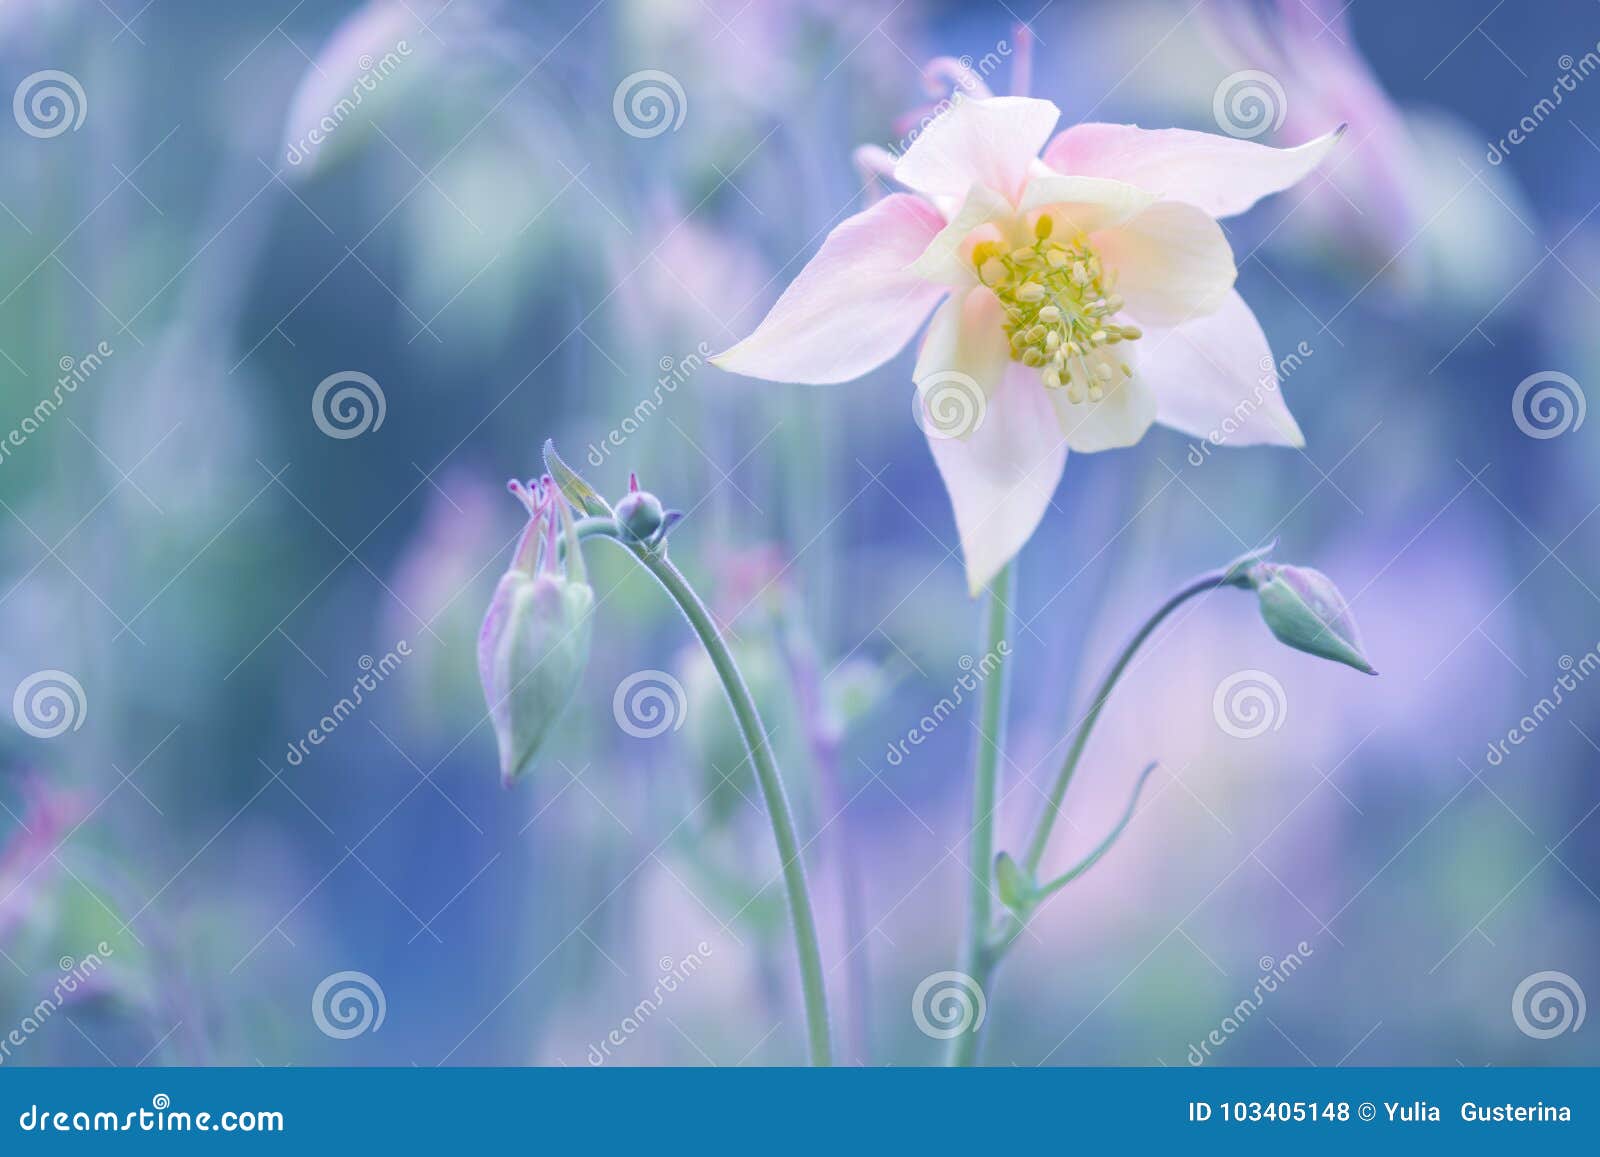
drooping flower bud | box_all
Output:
[478,477,595,786]
[614,472,666,542]
[1245,562,1376,675]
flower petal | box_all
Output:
[926,363,1068,595]
[894,96,1061,206]
[1019,174,1157,234]
[1095,200,1236,326]
[1041,123,1344,218]
[712,193,946,384]
[914,288,1012,415]
[909,182,1013,285]
[1045,353,1158,453]
[1141,289,1305,447]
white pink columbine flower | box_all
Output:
[712,95,1341,593]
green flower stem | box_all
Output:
[945,561,1015,1067]
[972,569,1238,1004]
[577,518,833,1066]
[1019,567,1230,876]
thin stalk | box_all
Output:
[581,520,833,1065]
[774,615,872,1064]
[945,562,1015,1067]
[975,567,1245,974]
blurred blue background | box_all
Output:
[1,0,1597,1066]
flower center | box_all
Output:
[973,214,1140,404]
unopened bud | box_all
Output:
[1247,562,1376,675]
[615,473,665,541]
[479,479,595,785]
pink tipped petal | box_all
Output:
[712,194,947,384]
[1095,200,1237,326]
[910,183,1013,285]
[914,288,1013,415]
[1042,123,1344,219]
[1019,174,1157,234]
[1046,363,1159,454]
[1142,289,1305,447]
[894,96,1061,206]
[926,363,1068,595]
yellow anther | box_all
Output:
[969,230,1138,392]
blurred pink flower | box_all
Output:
[0,777,86,947]
[1205,0,1423,270]
[714,96,1338,592]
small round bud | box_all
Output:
[615,489,665,541]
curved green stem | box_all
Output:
[585,520,833,1066]
[1020,568,1230,875]
[1031,760,1158,902]
[945,562,1015,1067]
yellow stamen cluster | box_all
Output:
[974,214,1140,404]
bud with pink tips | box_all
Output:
[478,475,595,785]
